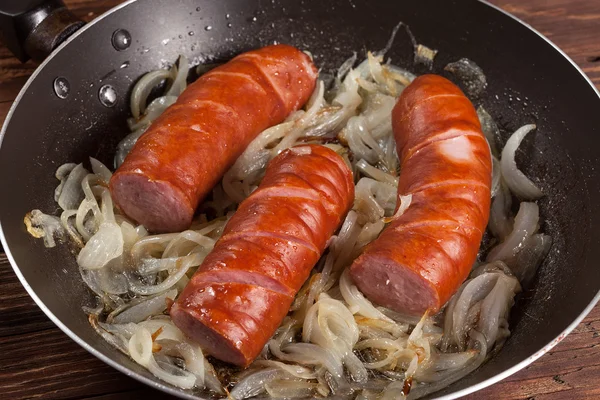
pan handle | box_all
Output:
[0,0,84,63]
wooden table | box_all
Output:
[1,0,599,398]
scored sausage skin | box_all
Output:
[170,144,354,367]
[350,74,492,317]
[109,44,317,233]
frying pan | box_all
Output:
[1,0,599,398]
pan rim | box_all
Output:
[0,0,599,399]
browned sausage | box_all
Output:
[350,74,492,316]
[170,144,354,366]
[109,45,317,233]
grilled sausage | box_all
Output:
[109,44,317,233]
[350,74,492,316]
[170,144,354,366]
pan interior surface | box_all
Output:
[1,0,599,399]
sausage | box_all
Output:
[350,75,492,316]
[170,144,354,366]
[109,45,317,233]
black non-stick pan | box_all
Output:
[1,0,599,398]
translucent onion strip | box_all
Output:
[500,124,543,199]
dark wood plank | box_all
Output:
[0,255,56,336]
[0,327,146,400]
[82,388,174,400]
[0,0,599,399]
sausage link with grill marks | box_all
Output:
[109,44,317,233]
[350,74,492,316]
[171,144,354,366]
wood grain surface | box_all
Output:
[0,0,599,399]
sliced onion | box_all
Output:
[477,106,500,158]
[405,353,420,377]
[60,209,84,247]
[130,69,171,120]
[112,289,177,324]
[356,316,408,339]
[138,319,185,342]
[54,163,76,202]
[477,274,520,349]
[128,326,153,366]
[337,52,358,81]
[302,105,353,138]
[99,188,116,223]
[333,68,362,111]
[138,253,203,274]
[271,342,346,387]
[362,93,395,137]
[147,355,196,389]
[355,178,386,221]
[165,55,189,97]
[265,380,317,399]
[203,359,225,394]
[500,124,543,199]
[354,220,386,252]
[380,380,406,400]
[356,159,398,186]
[115,126,148,168]
[340,269,393,322]
[491,156,501,198]
[163,230,215,257]
[128,252,200,295]
[488,181,513,241]
[272,80,325,155]
[470,260,513,279]
[330,210,362,271]
[343,115,385,165]
[355,178,397,223]
[505,233,552,286]
[77,222,124,270]
[367,52,386,85]
[408,331,488,399]
[55,162,77,181]
[389,194,412,221]
[128,95,178,131]
[157,339,205,386]
[98,321,138,340]
[450,273,500,350]
[81,267,128,295]
[487,202,539,262]
[57,163,88,211]
[120,221,139,251]
[24,210,63,248]
[89,315,129,353]
[75,199,96,242]
[302,295,367,383]
[230,368,283,399]
[254,360,317,380]
[385,64,416,86]
[418,351,477,379]
[89,157,112,182]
